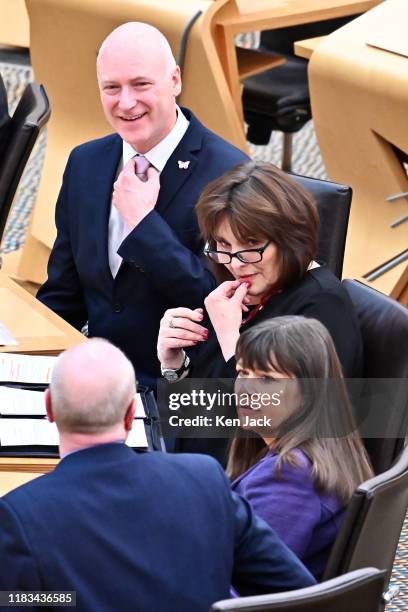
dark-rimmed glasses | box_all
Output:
[204,240,271,264]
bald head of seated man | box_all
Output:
[0,339,314,612]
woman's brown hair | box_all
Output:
[196,161,319,289]
[227,315,373,504]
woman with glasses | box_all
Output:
[229,315,373,579]
[157,161,362,461]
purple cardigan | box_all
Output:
[232,449,345,579]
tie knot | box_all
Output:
[134,155,150,181]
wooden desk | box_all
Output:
[294,35,325,60]
[0,271,85,354]
[0,272,82,492]
[308,0,408,297]
[0,0,29,48]
[0,458,57,495]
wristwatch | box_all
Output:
[160,351,191,382]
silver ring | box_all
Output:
[169,317,176,329]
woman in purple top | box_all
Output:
[229,316,373,579]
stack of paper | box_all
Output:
[0,419,59,446]
[0,385,148,448]
[0,418,148,448]
[0,387,46,416]
[0,353,57,383]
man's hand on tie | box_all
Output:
[113,158,160,229]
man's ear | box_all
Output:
[124,398,136,431]
[172,65,182,97]
[45,388,55,423]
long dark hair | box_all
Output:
[196,161,319,289]
[227,316,373,503]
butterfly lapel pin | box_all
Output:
[178,160,190,169]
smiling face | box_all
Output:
[97,24,181,153]
[234,360,301,442]
[214,218,281,305]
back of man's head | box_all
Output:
[49,338,136,434]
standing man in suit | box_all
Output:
[37,22,248,388]
[0,339,314,612]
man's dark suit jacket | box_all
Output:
[0,444,315,612]
[37,109,248,387]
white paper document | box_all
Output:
[126,419,148,448]
[0,417,148,448]
[0,389,145,418]
[134,393,146,418]
[0,353,57,383]
[0,322,18,346]
[0,387,46,416]
[0,418,59,446]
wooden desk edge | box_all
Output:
[0,270,85,353]
[0,457,58,473]
[294,36,326,60]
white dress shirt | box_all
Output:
[108,106,189,277]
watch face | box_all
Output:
[162,370,179,382]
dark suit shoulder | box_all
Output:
[291,266,355,307]
[3,446,228,504]
[200,126,249,163]
[181,107,249,166]
[140,450,228,486]
[69,133,121,159]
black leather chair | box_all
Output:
[292,174,351,279]
[242,15,359,171]
[323,446,408,604]
[0,76,10,159]
[342,280,408,473]
[211,567,387,611]
[0,75,51,248]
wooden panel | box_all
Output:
[309,0,408,295]
[237,47,284,80]
[0,458,57,495]
[217,0,381,31]
[0,272,85,354]
[0,472,40,495]
[294,36,326,60]
[0,0,29,48]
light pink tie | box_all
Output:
[134,155,150,182]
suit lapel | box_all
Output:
[155,111,203,216]
[92,135,122,283]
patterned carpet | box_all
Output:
[0,54,407,610]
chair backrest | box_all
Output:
[0,78,51,243]
[211,568,386,611]
[291,173,351,278]
[323,445,408,585]
[343,279,408,473]
[259,15,358,55]
[0,76,11,158]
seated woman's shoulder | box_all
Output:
[305,266,346,295]
[251,449,315,488]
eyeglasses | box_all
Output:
[204,240,271,264]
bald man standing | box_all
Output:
[37,22,248,388]
[0,339,314,611]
